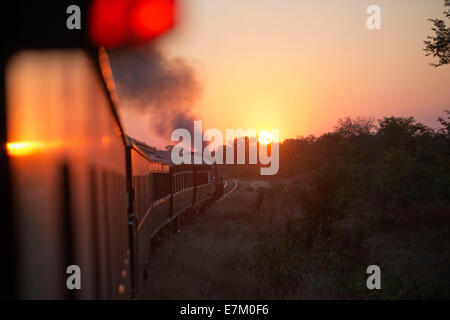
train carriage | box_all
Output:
[4,49,132,299]
[171,164,195,216]
[1,0,222,300]
[194,164,217,205]
[126,139,171,294]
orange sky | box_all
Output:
[117,0,450,147]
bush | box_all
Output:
[252,112,450,299]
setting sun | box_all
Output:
[258,130,273,145]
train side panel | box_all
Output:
[129,147,171,291]
[195,165,215,204]
[171,165,195,216]
[6,51,220,300]
[6,50,131,299]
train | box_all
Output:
[1,1,224,299]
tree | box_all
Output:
[376,116,432,149]
[424,0,450,67]
[334,117,376,138]
[438,109,450,138]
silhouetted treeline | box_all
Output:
[281,112,450,205]
[250,111,450,298]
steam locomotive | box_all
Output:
[1,1,223,299]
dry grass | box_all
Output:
[138,179,450,299]
[138,179,290,299]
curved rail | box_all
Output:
[217,179,238,202]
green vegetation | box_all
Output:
[254,111,450,298]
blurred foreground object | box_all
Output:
[1,0,177,299]
[89,0,176,48]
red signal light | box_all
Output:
[88,0,176,48]
[89,0,129,48]
[130,0,175,42]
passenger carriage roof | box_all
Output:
[126,136,215,168]
[126,135,170,165]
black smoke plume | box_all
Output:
[109,45,202,139]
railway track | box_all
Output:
[217,179,238,202]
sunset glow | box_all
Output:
[117,0,449,147]
[4,0,450,301]
[258,130,273,145]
